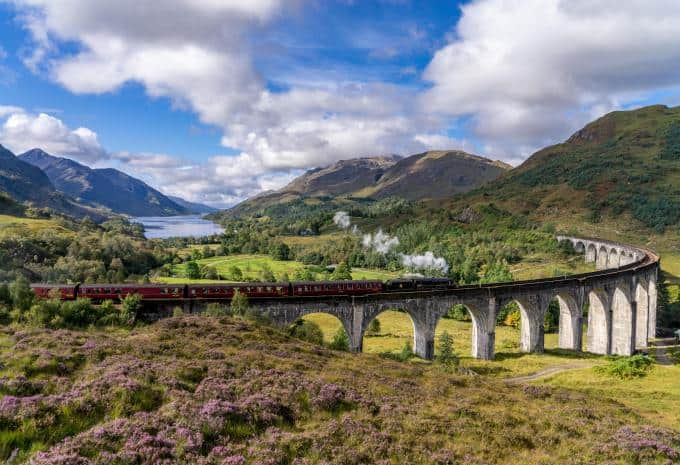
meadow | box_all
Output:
[0,315,677,464]
[154,253,401,284]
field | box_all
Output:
[1,315,677,464]
[0,214,72,239]
[154,253,401,283]
[305,310,680,428]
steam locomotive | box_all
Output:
[30,277,454,302]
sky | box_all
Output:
[1,0,680,208]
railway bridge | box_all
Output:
[149,236,659,360]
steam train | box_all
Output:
[30,277,454,302]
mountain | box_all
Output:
[448,104,680,240]
[0,144,101,218]
[223,150,509,219]
[19,149,189,217]
[168,196,217,214]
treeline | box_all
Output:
[0,217,177,284]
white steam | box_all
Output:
[333,210,449,275]
[362,229,400,254]
[401,252,449,274]
[333,211,351,229]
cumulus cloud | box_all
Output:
[422,0,680,158]
[0,109,107,163]
[6,0,458,204]
[7,0,680,202]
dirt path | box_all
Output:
[652,338,677,366]
[504,362,597,384]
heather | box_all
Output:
[0,316,677,464]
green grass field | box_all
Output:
[0,215,72,238]
[154,253,401,283]
[304,310,679,429]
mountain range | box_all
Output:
[223,150,510,219]
[0,146,214,219]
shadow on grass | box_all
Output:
[491,348,603,361]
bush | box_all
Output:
[446,304,470,321]
[329,327,350,351]
[185,261,201,279]
[289,319,324,345]
[172,306,185,317]
[595,355,653,379]
[120,293,143,326]
[205,303,230,317]
[366,318,381,336]
[230,289,249,316]
[10,276,33,312]
[437,331,458,370]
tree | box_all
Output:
[10,276,33,312]
[259,265,276,282]
[399,340,414,361]
[289,319,324,345]
[293,267,314,281]
[120,293,142,326]
[230,289,249,315]
[269,242,291,261]
[331,262,352,281]
[366,318,381,336]
[185,261,201,279]
[437,331,458,370]
[228,265,243,281]
[329,326,350,351]
[203,265,219,280]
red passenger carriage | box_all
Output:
[78,284,185,302]
[188,283,289,299]
[292,280,383,297]
[30,284,78,300]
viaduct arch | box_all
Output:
[149,236,659,360]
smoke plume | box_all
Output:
[333,210,449,275]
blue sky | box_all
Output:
[1,0,679,206]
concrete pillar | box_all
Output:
[611,285,635,356]
[413,319,435,360]
[557,293,583,351]
[348,304,365,353]
[585,244,597,263]
[635,279,649,349]
[517,294,550,353]
[648,274,658,339]
[596,246,608,270]
[469,298,499,360]
[587,290,611,354]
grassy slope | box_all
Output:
[445,105,680,251]
[0,214,74,239]
[0,316,677,464]
[154,253,401,283]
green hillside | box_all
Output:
[449,105,680,245]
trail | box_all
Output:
[504,362,597,384]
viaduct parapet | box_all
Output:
[148,236,659,361]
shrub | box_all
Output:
[185,261,201,279]
[172,306,185,317]
[60,298,95,327]
[595,355,653,379]
[446,304,470,321]
[366,318,381,336]
[120,293,143,326]
[205,303,230,317]
[329,327,350,351]
[230,289,249,316]
[10,276,33,312]
[289,319,324,345]
[437,331,458,370]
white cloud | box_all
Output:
[0,110,108,162]
[7,0,457,205]
[7,0,680,204]
[422,0,680,158]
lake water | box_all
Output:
[133,215,225,239]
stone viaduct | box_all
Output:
[151,236,659,361]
